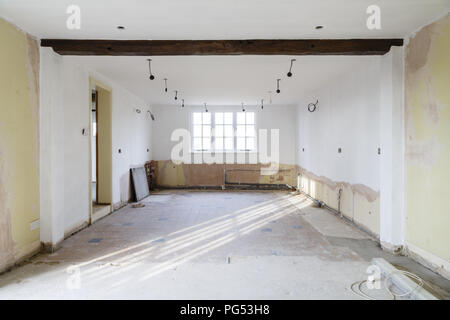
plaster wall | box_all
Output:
[404,13,450,278]
[0,17,40,271]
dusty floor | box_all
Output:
[0,190,449,299]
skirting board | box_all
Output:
[405,242,450,280]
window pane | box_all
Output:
[215,112,223,124]
[224,112,233,124]
[237,137,245,150]
[193,125,202,137]
[215,138,223,150]
[224,125,233,137]
[215,125,224,137]
[237,112,245,124]
[202,112,211,124]
[193,113,202,124]
[202,137,211,150]
[236,125,245,137]
[246,137,255,150]
[246,112,255,124]
[224,137,233,150]
[203,125,211,137]
[193,138,202,150]
[246,125,255,137]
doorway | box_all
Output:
[89,78,113,223]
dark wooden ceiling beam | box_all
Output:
[41,39,403,56]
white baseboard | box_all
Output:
[405,241,450,280]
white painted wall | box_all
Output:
[295,57,381,191]
[40,48,152,245]
[379,46,405,249]
[151,104,297,165]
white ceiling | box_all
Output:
[1,0,448,106]
[70,55,376,106]
[0,0,449,40]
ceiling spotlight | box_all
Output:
[276,79,281,94]
[174,90,178,100]
[182,99,185,108]
[287,59,296,77]
[164,78,168,92]
[117,26,125,30]
[241,103,245,112]
[204,103,208,112]
[261,99,264,110]
[147,59,155,80]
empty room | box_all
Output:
[0,0,450,306]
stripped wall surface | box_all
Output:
[405,13,450,277]
[155,162,298,187]
[0,17,40,272]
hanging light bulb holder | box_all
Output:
[164,78,168,92]
[276,79,281,94]
[287,59,296,77]
[174,90,178,100]
[147,59,155,80]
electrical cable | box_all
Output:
[350,269,426,300]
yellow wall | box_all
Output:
[0,18,40,271]
[405,13,450,268]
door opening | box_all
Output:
[89,79,113,223]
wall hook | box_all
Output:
[308,99,319,112]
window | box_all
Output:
[236,112,255,151]
[192,112,211,151]
[214,112,234,151]
[191,111,256,152]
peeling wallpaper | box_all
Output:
[405,13,450,266]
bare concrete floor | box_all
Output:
[0,191,449,299]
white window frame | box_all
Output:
[235,111,256,152]
[192,112,212,152]
[191,110,257,153]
